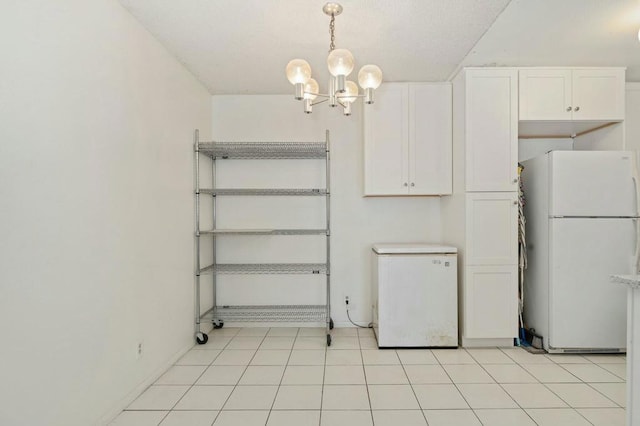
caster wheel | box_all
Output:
[196,332,209,345]
[213,321,224,329]
[327,334,332,347]
[329,318,334,330]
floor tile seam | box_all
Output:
[525,406,598,426]
[539,381,619,411]
[397,353,431,424]
[583,381,626,408]
[265,336,301,426]
[318,332,328,426]
[413,361,477,412]
[478,361,542,385]
[218,332,270,412]
[554,362,600,383]
[489,381,545,425]
[358,339,375,417]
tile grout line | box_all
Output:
[213,328,270,423]
[162,327,238,426]
[264,327,300,426]
[397,348,430,425]
[432,348,484,425]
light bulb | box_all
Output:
[358,64,383,89]
[340,81,359,103]
[327,48,354,77]
[303,79,319,100]
[285,59,312,85]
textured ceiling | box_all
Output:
[459,0,640,80]
[118,0,512,94]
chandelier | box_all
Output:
[285,3,383,116]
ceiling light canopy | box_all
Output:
[285,3,383,116]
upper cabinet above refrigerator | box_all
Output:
[518,67,625,138]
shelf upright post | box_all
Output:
[194,129,202,338]
[212,140,218,326]
[325,130,331,335]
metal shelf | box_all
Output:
[198,142,327,159]
[199,188,327,196]
[202,305,327,322]
[199,263,328,275]
[200,229,328,236]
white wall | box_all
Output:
[626,83,640,151]
[518,139,574,162]
[210,95,442,326]
[0,2,211,425]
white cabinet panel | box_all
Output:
[466,192,518,265]
[465,69,518,192]
[464,265,518,339]
[364,82,451,196]
[409,83,452,195]
[519,68,625,122]
[364,83,409,195]
[572,69,625,121]
[519,69,572,120]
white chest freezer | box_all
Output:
[372,243,458,348]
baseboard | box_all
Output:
[98,324,213,425]
[461,337,515,348]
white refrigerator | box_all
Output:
[522,151,639,353]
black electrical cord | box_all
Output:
[346,303,373,328]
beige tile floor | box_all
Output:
[111,327,627,425]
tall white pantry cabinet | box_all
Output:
[442,68,520,346]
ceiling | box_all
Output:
[118,0,640,94]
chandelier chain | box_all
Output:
[329,13,335,52]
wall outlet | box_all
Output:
[344,296,355,310]
[136,342,143,359]
[344,296,350,305]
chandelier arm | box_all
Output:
[336,94,367,99]
[311,99,329,106]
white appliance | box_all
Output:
[372,243,458,348]
[522,151,639,353]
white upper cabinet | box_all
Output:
[364,83,409,195]
[465,69,518,192]
[519,68,625,121]
[364,82,452,196]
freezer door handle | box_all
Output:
[632,153,640,273]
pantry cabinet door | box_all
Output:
[464,265,518,339]
[465,69,518,192]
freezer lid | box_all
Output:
[372,243,458,254]
[549,150,638,217]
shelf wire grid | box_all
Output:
[202,305,327,322]
[199,188,327,196]
[199,263,328,275]
[198,142,327,159]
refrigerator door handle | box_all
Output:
[632,153,640,273]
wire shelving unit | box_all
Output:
[194,130,333,346]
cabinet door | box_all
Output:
[464,265,518,339]
[364,83,409,195]
[572,69,625,121]
[465,69,518,192]
[409,83,452,195]
[465,192,518,266]
[519,69,572,120]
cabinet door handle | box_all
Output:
[574,106,580,112]
[410,182,415,187]
[403,182,408,187]
[566,106,572,112]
